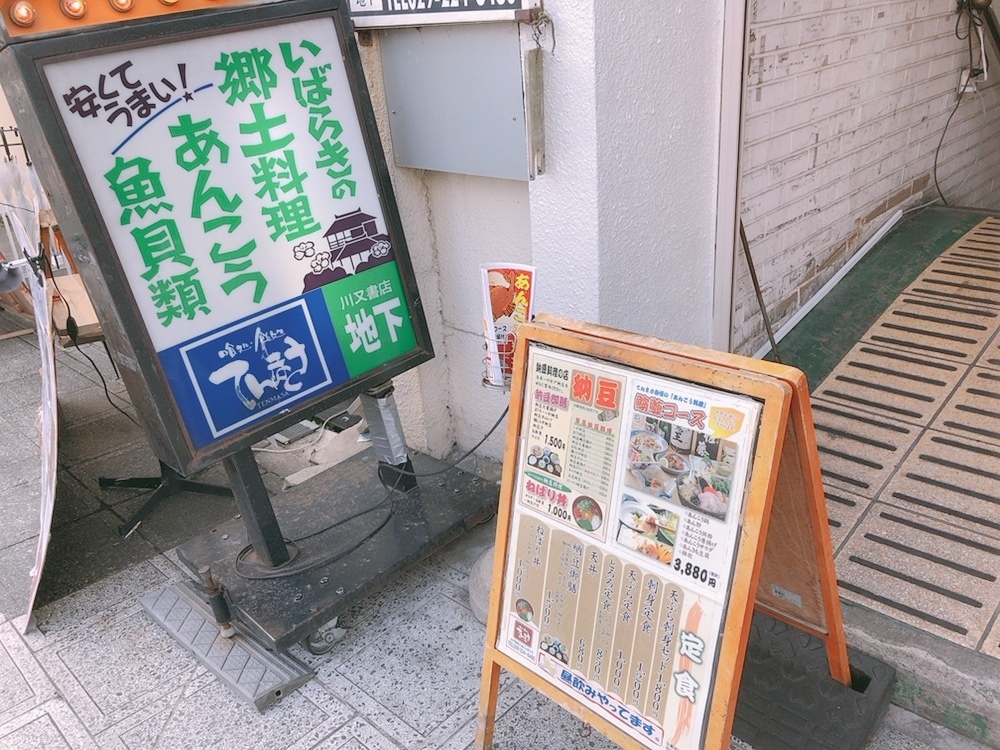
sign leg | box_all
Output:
[475,656,502,750]
[223,448,291,568]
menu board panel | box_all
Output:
[497,344,762,750]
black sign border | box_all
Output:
[1,0,433,473]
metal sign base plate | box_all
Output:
[140,581,314,712]
[176,450,498,652]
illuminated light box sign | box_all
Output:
[29,4,431,462]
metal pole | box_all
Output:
[739,219,783,364]
[223,447,290,567]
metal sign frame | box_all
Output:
[349,0,540,29]
[0,0,433,474]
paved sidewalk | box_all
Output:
[0,306,991,749]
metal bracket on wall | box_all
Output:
[524,47,545,179]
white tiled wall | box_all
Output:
[734,0,1000,354]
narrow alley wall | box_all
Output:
[734,1,1000,355]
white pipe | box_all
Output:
[752,208,904,360]
[713,0,750,351]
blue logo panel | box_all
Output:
[160,294,350,448]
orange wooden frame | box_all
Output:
[476,315,850,750]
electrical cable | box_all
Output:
[234,473,400,580]
[934,0,987,205]
[385,404,510,478]
[42,252,139,427]
[233,402,510,579]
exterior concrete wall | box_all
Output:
[358,39,530,463]
[530,3,724,347]
[734,0,1000,355]
[359,2,729,463]
[593,4,722,345]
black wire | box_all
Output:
[42,251,139,427]
[232,403,510,579]
[234,473,400,580]
[388,404,510,478]
[936,1,985,205]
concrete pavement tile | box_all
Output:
[836,502,1000,649]
[0,479,40,549]
[0,418,41,463]
[0,337,50,379]
[57,410,146,467]
[102,675,351,750]
[33,511,158,610]
[823,485,873,553]
[0,537,40,622]
[65,446,161,503]
[0,455,37,493]
[303,716,405,750]
[809,397,922,498]
[55,343,126,394]
[813,338,968,428]
[24,557,181,651]
[418,516,497,588]
[878,429,1000,544]
[121,490,238,553]
[0,698,98,750]
[293,567,440,672]
[54,385,131,429]
[332,585,492,737]
[0,376,43,430]
[931,365,1000,448]
[34,604,204,734]
[456,688,620,750]
[430,678,530,750]
[52,470,101,530]
[0,620,59,726]
[977,609,1000,660]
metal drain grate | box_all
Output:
[835,503,1000,649]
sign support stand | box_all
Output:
[223,448,291,569]
[476,315,851,750]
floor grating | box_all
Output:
[812,216,1000,663]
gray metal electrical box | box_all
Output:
[379,23,529,181]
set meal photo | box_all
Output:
[526,445,563,477]
[623,418,737,522]
[616,496,679,564]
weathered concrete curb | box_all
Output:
[842,600,1000,748]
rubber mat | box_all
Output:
[733,612,894,750]
[140,581,313,711]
